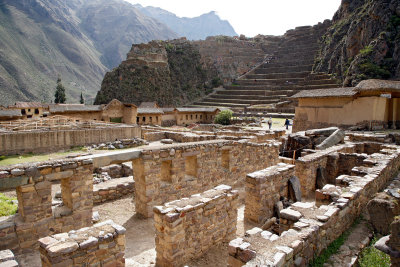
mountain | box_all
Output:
[314,0,400,86]
[76,0,178,69]
[134,5,237,40]
[0,0,177,106]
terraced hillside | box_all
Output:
[192,22,340,113]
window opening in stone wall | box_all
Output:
[200,115,202,119]
[35,108,39,114]
[137,117,139,123]
[143,117,146,122]
[185,156,198,178]
[21,109,26,115]
[221,150,230,170]
[150,117,153,123]
[161,160,172,183]
[186,115,188,120]
[191,115,193,120]
[196,114,198,119]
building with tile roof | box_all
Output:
[291,79,400,132]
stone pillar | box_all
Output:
[16,181,52,223]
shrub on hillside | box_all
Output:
[214,109,233,125]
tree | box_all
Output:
[54,77,66,104]
[214,109,233,125]
[80,92,84,104]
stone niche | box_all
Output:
[154,185,238,267]
[38,220,126,267]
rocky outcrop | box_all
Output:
[95,39,218,106]
[314,0,400,86]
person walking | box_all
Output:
[267,117,272,130]
[284,118,290,130]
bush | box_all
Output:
[214,109,233,125]
[358,236,390,267]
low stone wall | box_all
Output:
[38,220,126,267]
[93,177,134,204]
[245,163,296,224]
[154,185,238,267]
[229,143,400,266]
[133,139,279,217]
[0,125,141,155]
[0,159,94,252]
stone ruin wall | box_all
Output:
[0,125,141,156]
[38,220,126,267]
[245,163,296,224]
[0,159,94,253]
[229,142,400,266]
[133,139,280,217]
[154,185,238,267]
[193,36,279,83]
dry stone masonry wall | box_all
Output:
[38,220,126,267]
[133,139,279,217]
[229,143,400,266]
[245,163,296,224]
[154,185,238,267]
[0,159,94,252]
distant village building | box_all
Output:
[0,110,24,121]
[175,108,220,126]
[8,102,47,119]
[49,99,137,123]
[291,79,400,132]
[0,99,220,127]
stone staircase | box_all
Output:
[191,24,339,113]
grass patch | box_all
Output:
[0,146,86,166]
[309,217,362,267]
[358,236,390,267]
[0,193,17,216]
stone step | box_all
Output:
[200,98,280,105]
[217,90,295,96]
[225,83,340,91]
[236,78,305,85]
[273,45,320,54]
[254,65,313,74]
[193,102,250,108]
[209,94,288,100]
[245,71,310,80]
[305,79,338,85]
[261,59,315,68]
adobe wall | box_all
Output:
[229,143,400,266]
[132,139,279,217]
[0,125,141,155]
[0,159,94,252]
[154,185,238,267]
[38,220,126,267]
[245,163,296,224]
[293,97,392,132]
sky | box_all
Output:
[125,0,342,37]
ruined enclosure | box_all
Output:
[230,140,400,266]
[1,128,400,266]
